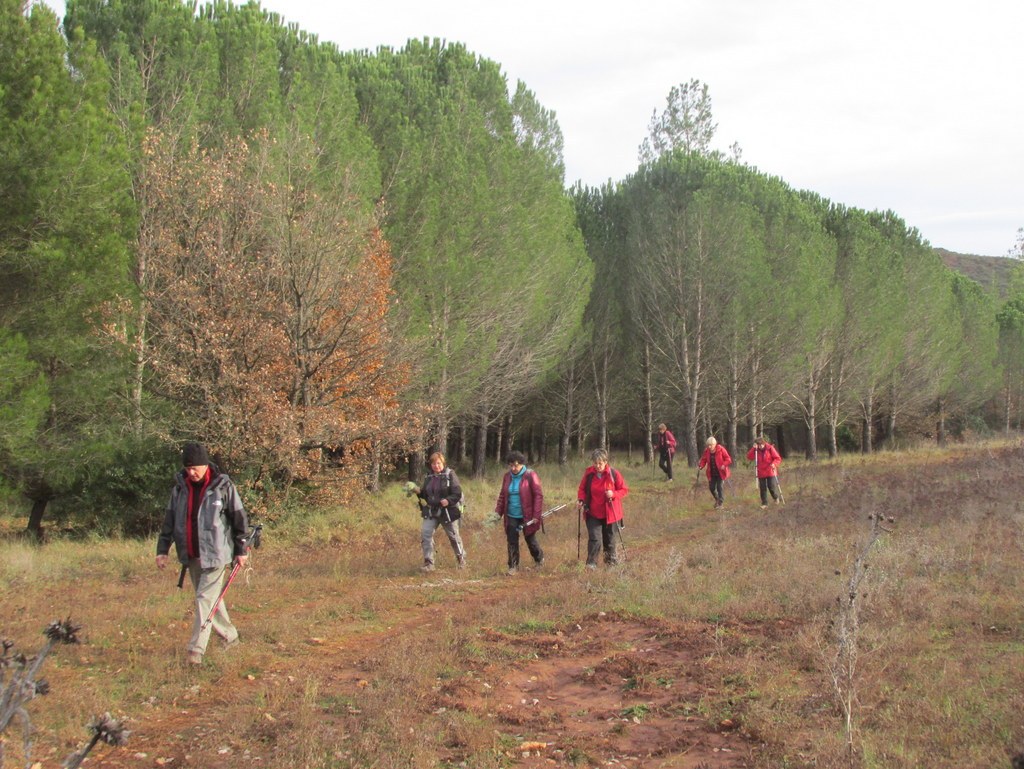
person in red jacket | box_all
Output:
[656,423,677,481]
[746,435,783,508]
[697,436,731,508]
[577,449,628,568]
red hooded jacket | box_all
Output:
[698,444,732,481]
[577,465,628,524]
[657,429,677,456]
[746,443,782,479]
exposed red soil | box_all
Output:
[59,569,766,769]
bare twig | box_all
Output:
[824,513,896,764]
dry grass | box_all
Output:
[2,442,1024,768]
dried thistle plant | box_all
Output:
[62,712,131,768]
[0,619,79,765]
[824,512,895,764]
[1,619,127,768]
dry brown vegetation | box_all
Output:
[2,442,1024,768]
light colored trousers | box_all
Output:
[420,516,465,566]
[187,559,240,656]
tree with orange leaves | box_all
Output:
[133,128,407,502]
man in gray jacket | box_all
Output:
[156,442,249,665]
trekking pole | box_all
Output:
[200,560,242,633]
[576,503,582,560]
[200,525,262,633]
[519,503,568,533]
[775,473,786,505]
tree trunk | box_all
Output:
[936,397,947,446]
[408,449,424,483]
[367,440,382,493]
[559,355,576,466]
[591,346,609,451]
[683,389,699,467]
[641,342,654,464]
[26,497,48,543]
[436,412,450,460]
[802,382,819,460]
[1004,384,1011,435]
[726,347,739,460]
[501,413,513,459]
[861,389,874,454]
[827,420,839,459]
[472,414,487,479]
[775,425,787,459]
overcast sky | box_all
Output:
[42,0,1024,256]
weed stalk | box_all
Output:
[1,619,129,768]
[826,512,894,764]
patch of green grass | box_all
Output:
[497,618,555,635]
[620,703,650,720]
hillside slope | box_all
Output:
[937,247,1020,297]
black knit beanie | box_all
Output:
[181,442,210,467]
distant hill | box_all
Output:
[937,248,1020,298]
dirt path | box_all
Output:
[83,540,763,769]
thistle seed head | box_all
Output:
[45,618,81,645]
[89,713,130,746]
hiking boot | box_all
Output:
[421,561,435,573]
[505,567,518,576]
[225,635,240,650]
[457,554,466,569]
[584,562,597,571]
[187,651,203,666]
[760,504,768,510]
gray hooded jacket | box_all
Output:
[157,467,248,568]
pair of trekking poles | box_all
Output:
[575,501,625,561]
[688,466,786,506]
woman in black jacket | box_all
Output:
[414,452,466,572]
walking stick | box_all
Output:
[200,560,241,633]
[576,503,582,560]
[519,503,568,533]
[200,525,262,633]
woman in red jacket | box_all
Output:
[697,436,731,508]
[577,449,628,568]
[656,423,677,481]
[746,435,782,508]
